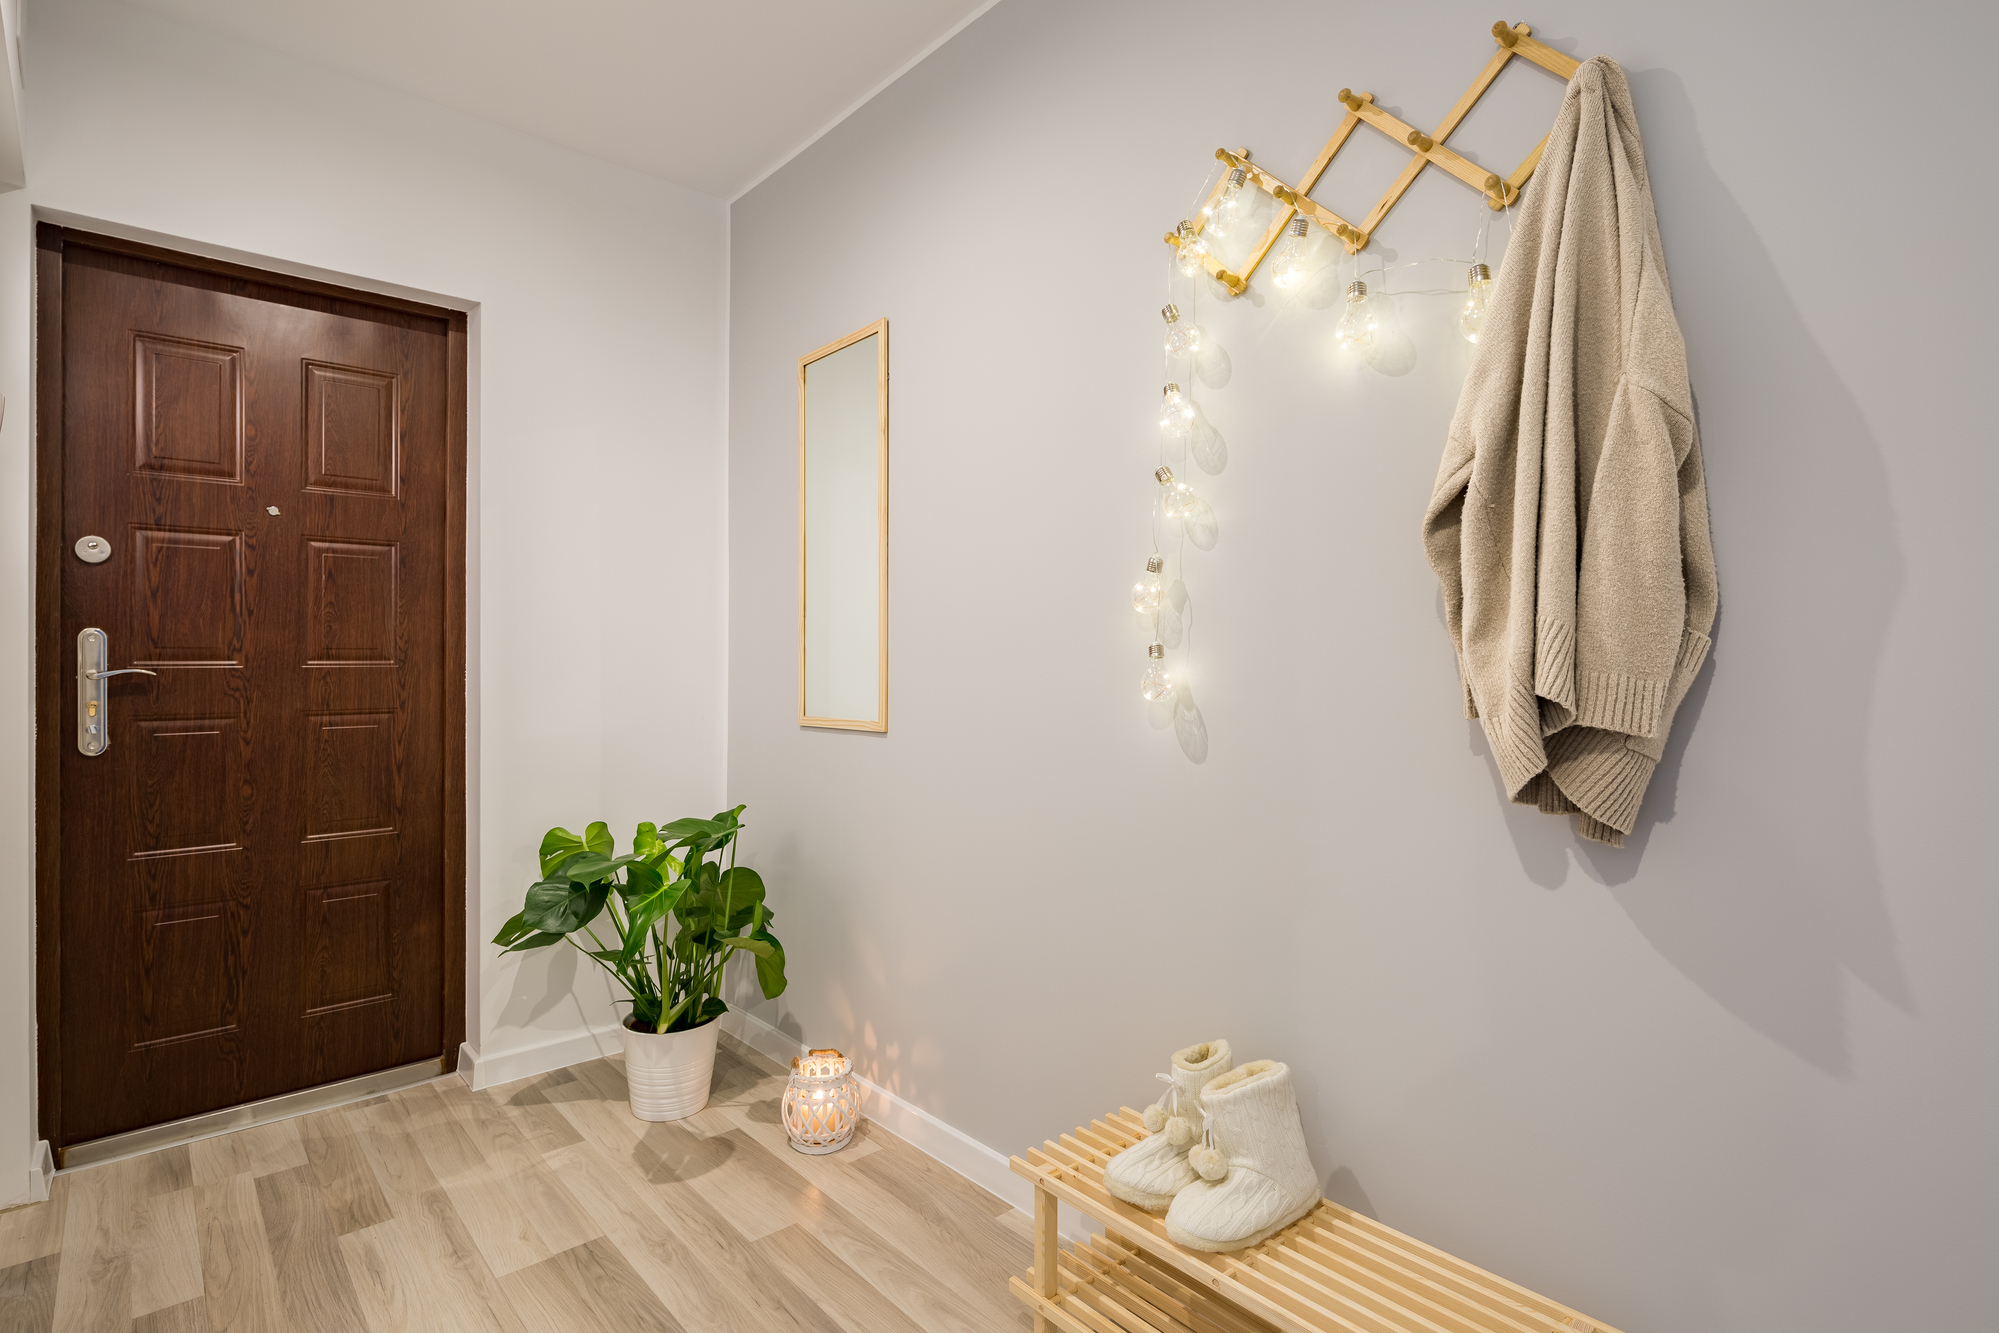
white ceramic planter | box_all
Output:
[621,1016,720,1121]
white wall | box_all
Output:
[728,2,1999,1330]
[0,0,731,1198]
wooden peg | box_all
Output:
[1408,131,1435,152]
[1492,20,1520,48]
[1338,88,1361,111]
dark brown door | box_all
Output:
[44,231,460,1152]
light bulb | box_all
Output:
[1158,383,1195,441]
[1141,643,1172,701]
[1155,465,1198,519]
[1270,215,1310,290]
[1459,262,1493,343]
[1335,280,1377,351]
[1132,555,1165,614]
[1206,167,1250,238]
[1161,303,1203,357]
[1174,220,1208,276]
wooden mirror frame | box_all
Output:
[797,318,888,732]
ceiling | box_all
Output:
[116,0,997,199]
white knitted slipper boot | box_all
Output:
[1164,1060,1319,1252]
[1102,1041,1232,1212]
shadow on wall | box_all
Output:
[1470,69,1910,1078]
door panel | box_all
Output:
[51,236,454,1148]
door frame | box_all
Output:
[31,223,469,1157]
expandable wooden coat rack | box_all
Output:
[1168,21,1582,293]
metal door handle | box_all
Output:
[77,628,154,756]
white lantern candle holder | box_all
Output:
[782,1048,861,1154]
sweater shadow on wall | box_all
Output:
[1472,67,1910,1079]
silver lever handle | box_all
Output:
[77,628,155,756]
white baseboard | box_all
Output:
[27,1141,51,1203]
[720,1009,1101,1241]
[458,1023,626,1091]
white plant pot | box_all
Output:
[621,1016,720,1121]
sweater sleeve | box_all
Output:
[1422,432,1478,718]
[1629,415,1717,763]
[1570,380,1693,739]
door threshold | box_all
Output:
[59,1057,447,1172]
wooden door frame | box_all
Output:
[31,224,469,1154]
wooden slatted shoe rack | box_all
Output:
[1009,1106,1621,1333]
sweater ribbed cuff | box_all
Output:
[1545,725,1657,836]
[1533,614,1576,711]
[1573,669,1667,739]
[1631,628,1713,761]
[1575,814,1626,847]
[1488,682,1553,799]
[1516,772,1579,814]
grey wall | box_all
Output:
[727,1,1998,1328]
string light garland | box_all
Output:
[1133,203,1235,717]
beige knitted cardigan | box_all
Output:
[1422,56,1717,847]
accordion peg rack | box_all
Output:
[1167,19,1583,293]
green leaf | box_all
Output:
[583,821,614,855]
[751,927,787,999]
[719,866,765,920]
[697,995,729,1024]
[721,935,774,958]
[553,851,618,884]
[522,879,609,935]
[622,871,688,939]
[492,911,533,947]
[633,821,663,859]
[658,817,725,843]
[502,930,566,953]
[538,827,587,879]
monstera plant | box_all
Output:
[493,805,786,1036]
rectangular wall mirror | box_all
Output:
[799,319,888,731]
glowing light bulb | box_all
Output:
[1270,215,1310,290]
[1335,280,1377,351]
[1459,262,1493,343]
[1174,220,1208,276]
[1155,465,1198,519]
[1141,643,1172,701]
[1161,304,1203,357]
[1207,167,1249,238]
[1132,555,1165,614]
[1158,383,1195,441]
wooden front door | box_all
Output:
[37,228,465,1156]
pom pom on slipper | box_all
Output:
[1143,1103,1168,1134]
[1188,1144,1228,1181]
[1165,1116,1195,1147]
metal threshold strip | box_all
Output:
[59,1056,446,1171]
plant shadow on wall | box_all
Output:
[1475,70,1909,1077]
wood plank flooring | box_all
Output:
[0,1036,1033,1332]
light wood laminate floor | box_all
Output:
[0,1036,1034,1332]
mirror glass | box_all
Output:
[799,322,886,730]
